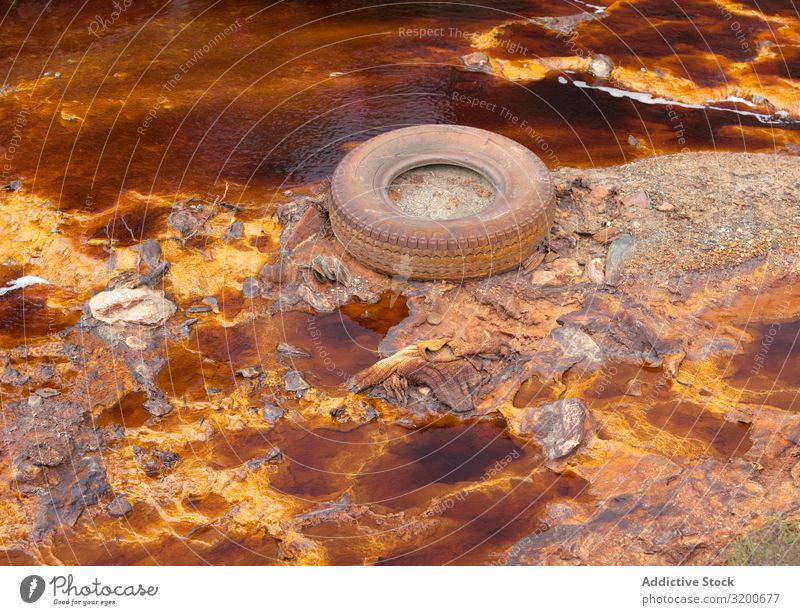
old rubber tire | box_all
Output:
[329,124,555,281]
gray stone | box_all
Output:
[604,234,635,286]
[242,276,261,298]
[551,325,602,365]
[277,342,311,358]
[284,370,310,395]
[262,401,285,424]
[106,495,133,518]
[510,399,587,460]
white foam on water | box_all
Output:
[574,0,607,14]
[0,275,51,296]
[571,79,796,124]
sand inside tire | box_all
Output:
[388,164,496,220]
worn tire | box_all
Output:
[329,124,555,281]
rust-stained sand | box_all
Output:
[1,150,799,565]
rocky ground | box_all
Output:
[1,151,799,565]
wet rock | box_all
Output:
[89,287,176,326]
[106,495,133,518]
[588,54,614,79]
[460,51,491,73]
[167,198,214,239]
[143,390,172,417]
[264,447,283,463]
[627,134,642,149]
[179,318,198,336]
[2,179,23,192]
[551,325,602,367]
[277,342,311,358]
[33,456,109,539]
[505,398,587,460]
[133,446,180,477]
[626,379,643,397]
[242,276,261,298]
[311,255,352,286]
[534,12,598,35]
[134,239,162,267]
[223,220,244,241]
[262,401,286,424]
[246,447,283,470]
[186,305,212,314]
[330,400,378,424]
[235,365,262,379]
[604,234,635,285]
[284,370,310,395]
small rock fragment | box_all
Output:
[592,225,620,244]
[236,366,262,379]
[262,401,286,424]
[143,391,172,417]
[106,495,133,518]
[626,379,642,397]
[284,370,310,395]
[35,387,59,398]
[264,447,283,464]
[224,220,244,241]
[277,342,311,358]
[135,240,162,267]
[125,335,147,350]
[242,276,261,298]
[586,258,605,284]
[588,54,614,79]
[622,189,651,209]
[426,313,443,325]
[186,305,212,314]
[460,51,491,73]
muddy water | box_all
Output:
[1,0,799,565]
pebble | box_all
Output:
[106,495,133,518]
